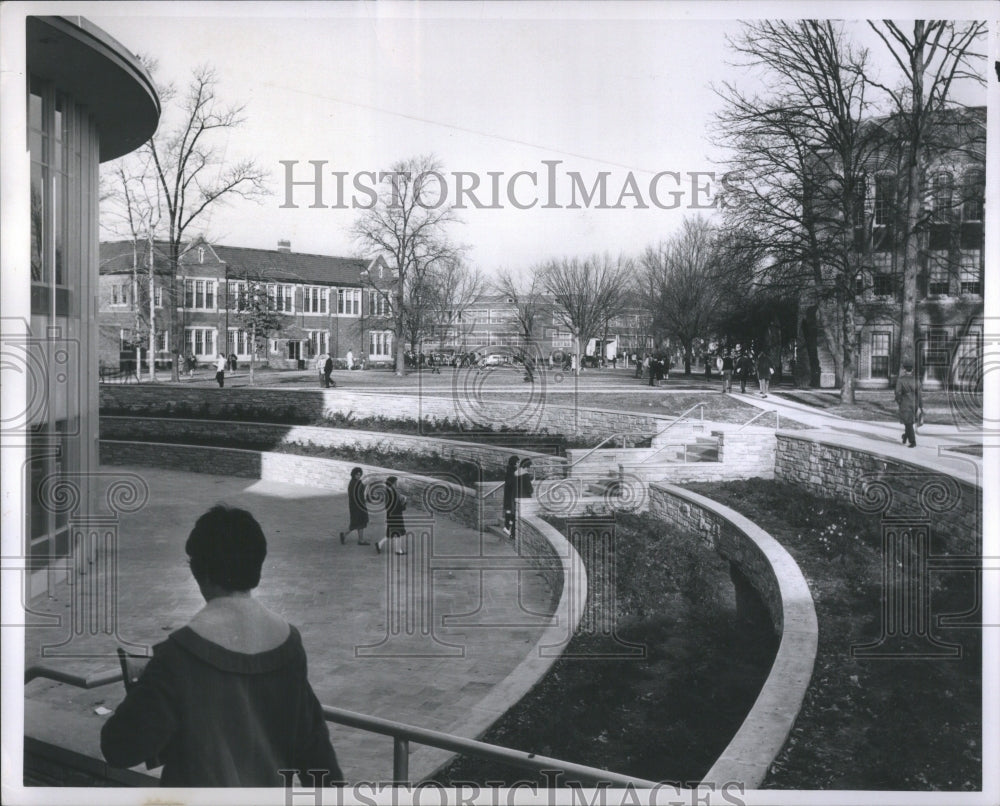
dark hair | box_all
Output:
[351,466,363,479]
[902,362,914,371]
[507,455,519,471]
[520,458,532,469]
[386,475,398,486]
[185,505,267,592]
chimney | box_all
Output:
[277,239,291,253]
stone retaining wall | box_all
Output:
[648,483,818,789]
[101,416,563,476]
[775,431,981,555]
[99,385,673,438]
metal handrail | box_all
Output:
[639,442,690,465]
[320,704,660,787]
[24,664,660,788]
[737,409,780,431]
[652,402,705,436]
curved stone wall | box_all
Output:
[648,483,818,789]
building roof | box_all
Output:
[99,240,377,286]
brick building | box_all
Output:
[98,239,388,369]
[801,106,985,389]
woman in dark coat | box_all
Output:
[755,351,774,397]
[502,455,519,537]
[339,466,370,545]
[895,362,922,447]
[516,458,534,500]
[101,505,342,787]
[375,476,407,555]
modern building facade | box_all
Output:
[98,239,388,369]
[1,16,160,596]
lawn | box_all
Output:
[781,388,982,427]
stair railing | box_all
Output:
[737,408,780,431]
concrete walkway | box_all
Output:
[732,389,986,483]
[21,467,558,784]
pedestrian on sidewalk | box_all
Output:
[721,350,734,393]
[322,355,335,388]
[736,350,754,393]
[895,362,922,448]
[375,476,407,555]
[101,505,343,787]
[215,353,227,388]
[756,350,774,397]
[502,455,519,538]
[339,467,370,545]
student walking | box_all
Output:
[375,476,407,555]
[756,351,774,397]
[721,351,734,393]
[895,362,922,448]
[215,354,227,388]
[339,467,370,545]
[502,455,519,538]
[736,350,754,394]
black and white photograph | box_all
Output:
[1,1,996,804]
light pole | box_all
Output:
[359,268,369,367]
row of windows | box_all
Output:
[867,169,984,227]
[164,280,367,315]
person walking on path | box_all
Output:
[895,361,922,448]
[375,476,407,555]
[101,505,343,787]
[736,350,754,394]
[755,350,774,397]
[322,355,335,388]
[721,351,734,393]
[647,355,656,387]
[515,458,534,501]
[215,354,227,388]
[339,467,370,545]
[346,349,354,371]
[502,455,519,538]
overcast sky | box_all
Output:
[69,1,995,275]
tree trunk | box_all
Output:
[250,322,256,385]
[147,232,156,382]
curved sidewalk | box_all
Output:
[21,466,559,783]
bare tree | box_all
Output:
[540,254,632,374]
[866,20,987,368]
[641,217,732,375]
[715,20,882,401]
[104,63,269,380]
[493,268,550,358]
[424,259,486,352]
[352,155,462,375]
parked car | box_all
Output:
[481,353,508,367]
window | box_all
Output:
[962,169,984,222]
[873,275,895,297]
[369,330,393,357]
[929,172,953,221]
[185,327,217,358]
[927,261,950,296]
[467,309,489,324]
[184,279,216,310]
[960,257,982,295]
[337,288,361,316]
[268,283,294,313]
[154,285,162,308]
[303,286,328,314]
[110,282,129,306]
[870,332,890,379]
[368,290,390,317]
[228,329,252,356]
[156,331,169,352]
[874,175,896,227]
[307,330,329,356]
[490,308,513,323]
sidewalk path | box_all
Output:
[21,467,558,783]
[732,390,986,484]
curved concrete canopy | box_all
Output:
[27,16,160,162]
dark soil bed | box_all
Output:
[685,479,982,790]
[433,511,778,786]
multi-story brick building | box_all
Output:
[801,106,985,389]
[98,239,388,369]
